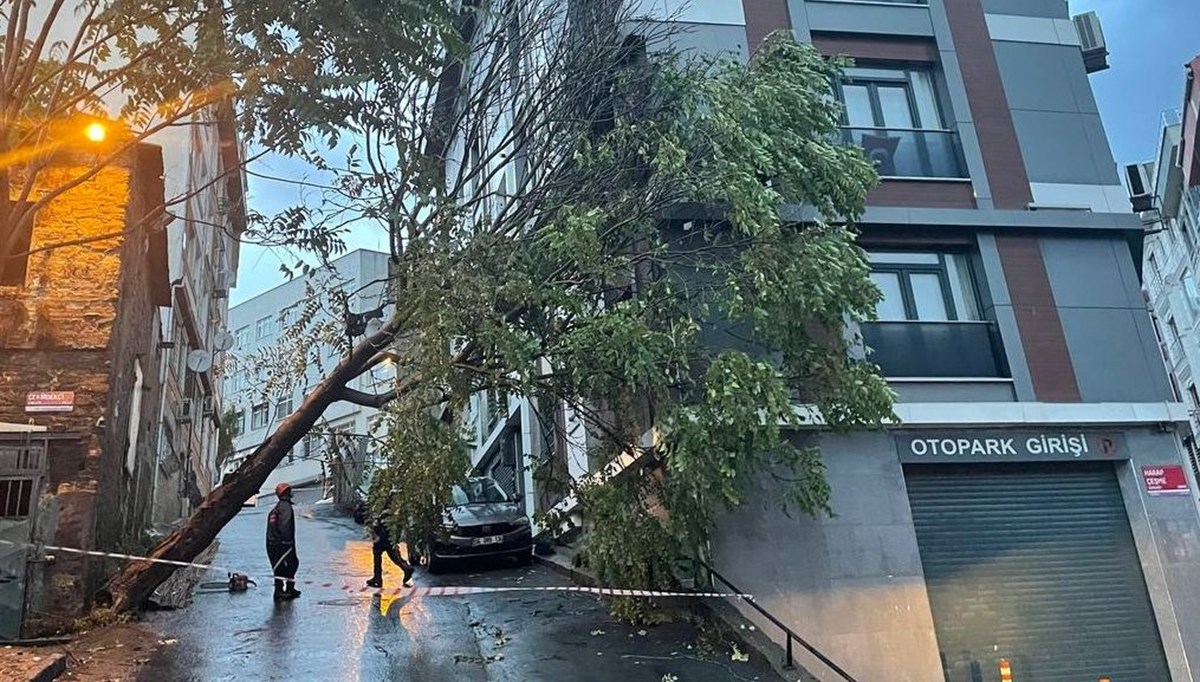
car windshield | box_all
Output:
[451,478,509,505]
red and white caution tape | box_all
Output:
[0,539,752,601]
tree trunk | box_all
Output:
[102,369,353,611]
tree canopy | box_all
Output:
[92,0,895,613]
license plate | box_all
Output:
[473,535,503,547]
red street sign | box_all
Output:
[25,391,75,413]
[1142,465,1190,496]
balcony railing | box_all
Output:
[840,127,967,179]
[860,321,1008,378]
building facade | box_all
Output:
[221,249,393,499]
[0,145,171,636]
[150,103,247,526]
[696,2,1200,681]
[457,1,1200,681]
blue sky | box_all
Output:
[1071,0,1197,166]
[231,1,1199,304]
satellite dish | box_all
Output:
[186,350,214,373]
[214,330,235,352]
[365,318,383,336]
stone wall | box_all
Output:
[0,146,169,633]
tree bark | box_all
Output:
[102,323,402,612]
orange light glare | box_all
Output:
[84,122,107,143]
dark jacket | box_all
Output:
[266,498,295,547]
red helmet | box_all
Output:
[275,482,292,499]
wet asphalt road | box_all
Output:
[139,497,783,682]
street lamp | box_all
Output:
[84,121,107,143]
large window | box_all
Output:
[255,316,272,340]
[868,251,980,322]
[234,326,250,348]
[838,67,964,178]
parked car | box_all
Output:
[422,477,533,573]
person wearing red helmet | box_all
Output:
[266,482,301,601]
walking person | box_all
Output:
[266,482,301,601]
[366,493,414,589]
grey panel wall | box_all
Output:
[1041,237,1174,402]
[711,432,944,681]
[980,0,1069,19]
[802,0,934,37]
[996,42,1121,185]
[1117,429,1200,680]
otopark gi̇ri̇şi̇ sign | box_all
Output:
[896,431,1125,463]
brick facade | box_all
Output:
[0,145,169,634]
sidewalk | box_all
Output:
[0,647,66,682]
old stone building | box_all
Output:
[0,143,170,636]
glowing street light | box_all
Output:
[84,121,107,143]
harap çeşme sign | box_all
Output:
[896,431,1125,463]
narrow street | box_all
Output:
[138,496,783,682]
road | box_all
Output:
[139,495,783,682]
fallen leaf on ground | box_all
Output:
[731,644,749,663]
[590,629,605,636]
[157,639,178,646]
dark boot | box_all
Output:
[366,577,383,588]
[283,581,301,599]
[273,579,286,601]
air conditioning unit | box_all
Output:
[178,400,194,425]
[1125,163,1156,213]
[202,396,215,417]
[1073,12,1109,74]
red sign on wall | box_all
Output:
[25,391,75,413]
[1142,466,1190,496]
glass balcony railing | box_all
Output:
[840,127,968,179]
[860,320,1008,378]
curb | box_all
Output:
[533,553,599,588]
[29,654,66,682]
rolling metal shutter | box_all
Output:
[905,463,1170,682]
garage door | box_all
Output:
[905,463,1170,682]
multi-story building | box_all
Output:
[149,103,247,525]
[0,144,171,636]
[1128,103,1200,485]
[221,249,392,499]
[459,1,1200,680]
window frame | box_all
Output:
[255,317,272,340]
[250,403,269,430]
[838,66,944,131]
[868,252,973,322]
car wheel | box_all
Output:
[514,549,533,567]
[426,551,446,574]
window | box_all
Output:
[838,67,963,178]
[250,403,269,430]
[234,326,251,348]
[255,316,272,340]
[0,479,34,518]
[233,410,245,436]
[867,251,980,322]
[1,207,33,287]
[275,395,293,419]
[1168,317,1182,345]
[278,306,298,332]
[841,67,943,130]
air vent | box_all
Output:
[1073,12,1109,74]
[1125,163,1155,213]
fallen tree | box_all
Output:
[104,0,895,611]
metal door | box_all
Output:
[905,462,1170,682]
[0,442,46,640]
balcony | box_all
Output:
[861,321,1008,378]
[840,127,967,179]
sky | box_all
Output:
[230,0,1200,305]
[1070,0,1197,167]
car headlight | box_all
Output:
[513,517,531,526]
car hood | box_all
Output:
[447,502,524,526]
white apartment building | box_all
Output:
[150,104,247,524]
[221,249,393,498]
[1130,111,1200,478]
